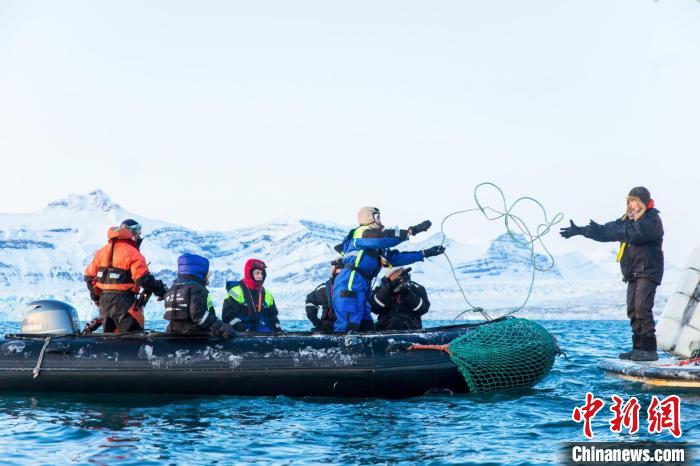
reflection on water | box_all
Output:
[0,320,698,465]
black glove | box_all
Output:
[588,219,601,228]
[389,280,404,292]
[559,220,582,239]
[409,220,432,236]
[215,322,236,339]
[389,275,408,292]
[423,245,446,258]
[82,318,102,335]
[87,283,101,306]
[154,280,168,299]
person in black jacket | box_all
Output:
[560,186,663,361]
[306,259,343,332]
[370,267,430,330]
[163,253,236,338]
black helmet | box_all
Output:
[120,219,142,237]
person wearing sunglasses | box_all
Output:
[222,258,282,333]
[332,207,446,332]
[84,219,168,333]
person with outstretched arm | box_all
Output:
[560,186,663,361]
[332,206,445,332]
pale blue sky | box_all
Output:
[0,1,698,263]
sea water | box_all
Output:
[0,320,697,465]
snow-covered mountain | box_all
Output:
[0,191,678,321]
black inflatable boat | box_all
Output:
[0,324,475,398]
[0,300,557,398]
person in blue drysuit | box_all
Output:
[332,206,446,332]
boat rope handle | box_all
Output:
[33,336,51,379]
[654,356,700,368]
[438,182,564,321]
[408,343,452,355]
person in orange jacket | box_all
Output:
[84,219,168,333]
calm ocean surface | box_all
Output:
[0,319,697,465]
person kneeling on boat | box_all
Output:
[84,219,168,333]
[370,267,430,330]
[333,206,445,332]
[305,258,344,332]
[222,259,282,333]
[560,186,663,362]
[163,253,236,339]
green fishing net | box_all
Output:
[448,317,558,393]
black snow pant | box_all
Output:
[166,320,209,335]
[99,292,142,333]
[626,278,658,351]
[375,314,421,331]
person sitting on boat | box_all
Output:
[370,267,430,331]
[560,186,663,362]
[163,253,236,339]
[222,258,282,333]
[84,219,168,333]
[332,206,445,332]
[305,258,344,332]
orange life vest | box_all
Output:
[84,227,150,293]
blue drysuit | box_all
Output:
[332,225,424,332]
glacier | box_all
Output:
[0,190,679,322]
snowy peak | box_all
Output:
[455,233,560,279]
[0,193,664,320]
[45,190,120,213]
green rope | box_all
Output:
[439,182,564,320]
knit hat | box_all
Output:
[627,186,653,209]
[178,253,209,280]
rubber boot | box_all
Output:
[619,335,640,360]
[631,335,658,362]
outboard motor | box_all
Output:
[20,300,81,335]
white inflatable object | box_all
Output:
[687,246,700,271]
[656,246,700,358]
[675,326,700,358]
[687,301,700,330]
[662,293,691,322]
[656,317,682,351]
[674,268,700,295]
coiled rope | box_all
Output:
[439,182,564,321]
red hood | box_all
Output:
[243,258,266,291]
